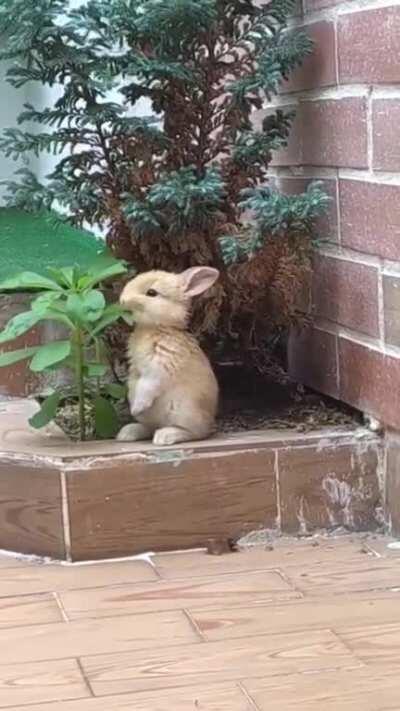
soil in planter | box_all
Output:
[53,364,361,441]
[215,363,361,434]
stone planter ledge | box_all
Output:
[0,399,382,562]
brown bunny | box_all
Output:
[117,267,220,446]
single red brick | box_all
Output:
[339,338,400,429]
[283,22,337,93]
[271,99,368,169]
[340,180,400,261]
[277,177,338,243]
[373,100,400,171]
[312,255,380,338]
[339,7,400,84]
[288,327,339,399]
[301,99,368,168]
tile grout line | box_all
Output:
[69,664,371,704]
[60,469,72,563]
[182,608,207,642]
[52,591,70,623]
[0,693,96,710]
[237,680,261,710]
[329,627,363,663]
[76,657,96,698]
[274,449,282,533]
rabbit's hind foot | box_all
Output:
[117,423,153,442]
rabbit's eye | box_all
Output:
[146,288,158,297]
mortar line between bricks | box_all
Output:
[334,174,342,246]
[294,0,400,26]
[377,263,387,349]
[333,15,340,86]
[268,165,400,185]
[314,320,400,360]
[335,330,341,396]
[269,85,400,105]
[317,244,381,267]
[339,168,400,185]
[315,247,400,282]
[367,87,374,173]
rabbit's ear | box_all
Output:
[181,267,219,297]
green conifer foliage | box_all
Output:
[0,0,329,366]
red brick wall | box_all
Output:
[268,1,400,430]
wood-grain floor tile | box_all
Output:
[0,681,253,711]
[60,571,298,620]
[81,629,359,696]
[339,622,400,665]
[0,610,198,664]
[0,560,157,597]
[0,555,29,569]
[0,658,89,708]
[0,593,63,628]
[153,538,371,579]
[190,591,400,641]
[243,665,400,710]
[284,560,400,595]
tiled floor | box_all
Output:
[0,535,399,709]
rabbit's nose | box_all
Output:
[119,288,132,305]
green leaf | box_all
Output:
[90,304,132,336]
[104,383,127,400]
[0,311,41,344]
[29,392,62,429]
[66,290,106,323]
[85,362,108,377]
[31,292,63,315]
[78,254,127,290]
[47,266,79,289]
[0,272,62,292]
[94,395,120,439]
[0,346,40,367]
[29,340,71,372]
[36,306,75,330]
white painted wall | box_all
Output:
[0,0,154,215]
[0,48,30,203]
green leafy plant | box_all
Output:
[0,254,134,441]
[0,0,330,372]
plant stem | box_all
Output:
[75,329,86,441]
[95,338,101,397]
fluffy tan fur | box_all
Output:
[117,267,219,446]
